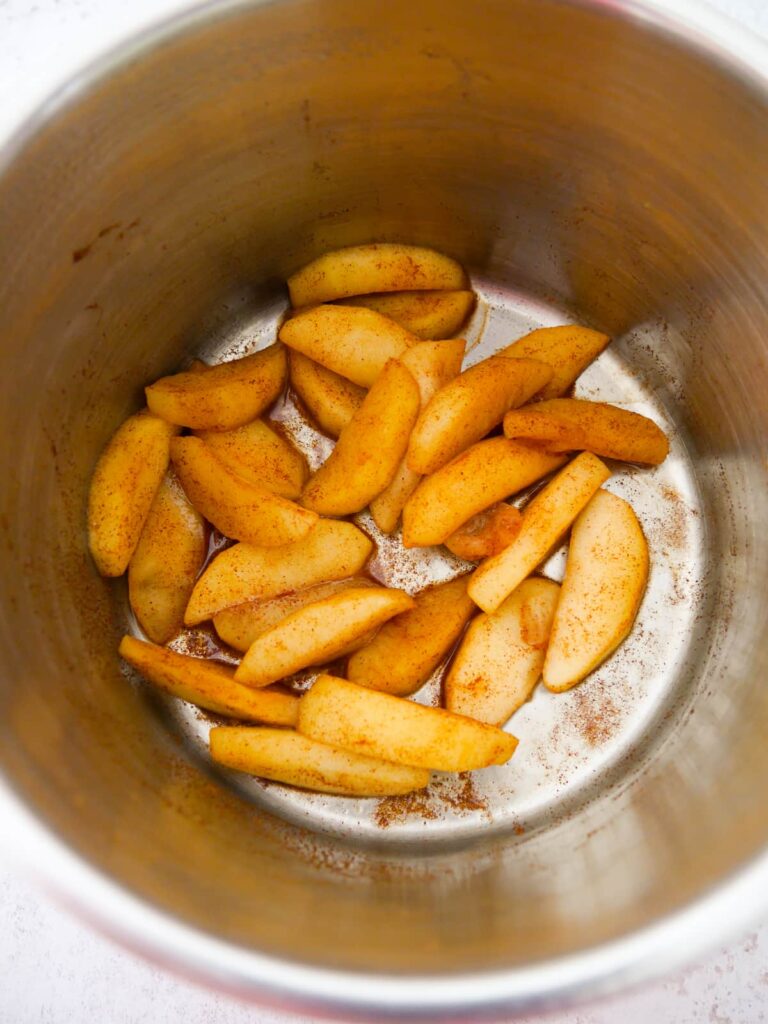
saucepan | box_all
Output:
[0,0,767,1017]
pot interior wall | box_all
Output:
[0,0,767,980]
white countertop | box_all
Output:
[2,0,767,1020]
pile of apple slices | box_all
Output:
[87,242,667,799]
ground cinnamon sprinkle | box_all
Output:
[563,677,626,747]
[374,772,488,827]
[659,483,694,550]
[375,789,439,828]
[438,772,487,813]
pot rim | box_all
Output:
[1,0,767,1016]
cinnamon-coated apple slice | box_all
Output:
[289,351,365,438]
[503,398,669,465]
[343,290,475,339]
[171,436,317,547]
[301,359,421,515]
[287,243,467,307]
[445,577,559,724]
[210,727,430,796]
[119,636,299,725]
[406,354,553,475]
[468,452,611,613]
[298,675,518,772]
[279,305,417,387]
[402,437,564,548]
[543,489,649,692]
[370,339,466,533]
[185,519,373,625]
[87,410,179,577]
[500,324,610,400]
[346,575,475,696]
[196,419,308,498]
[146,344,286,431]
[235,588,414,688]
[444,503,523,562]
[213,578,375,653]
[128,472,206,643]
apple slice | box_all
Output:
[402,437,565,548]
[213,578,376,652]
[210,727,430,796]
[235,588,414,687]
[287,243,467,306]
[289,351,365,438]
[347,575,476,696]
[301,359,421,515]
[171,436,317,547]
[406,355,553,475]
[503,399,670,465]
[444,503,523,561]
[299,674,518,772]
[400,338,468,405]
[543,489,649,691]
[279,305,417,387]
[342,290,475,339]
[128,472,207,643]
[196,419,308,498]
[145,343,286,431]
[468,452,611,613]
[87,410,179,577]
[119,636,298,725]
[501,325,610,399]
[369,460,423,536]
[445,578,560,725]
[370,339,466,533]
[185,519,373,625]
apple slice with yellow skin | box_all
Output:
[235,588,414,688]
[370,339,466,533]
[287,243,467,307]
[468,452,611,613]
[299,674,518,772]
[342,290,475,339]
[146,343,286,431]
[445,578,560,725]
[543,489,649,692]
[444,502,523,561]
[196,419,308,499]
[128,472,206,643]
[406,355,553,475]
[301,359,421,515]
[119,635,298,725]
[213,578,376,652]
[347,575,476,696]
[402,437,565,548]
[185,519,373,625]
[500,325,610,400]
[171,436,317,548]
[289,350,365,438]
[279,305,417,387]
[87,409,179,577]
[209,727,430,796]
[503,399,670,465]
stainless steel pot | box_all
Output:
[1,0,767,1017]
